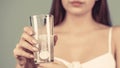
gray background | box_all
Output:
[0,0,120,68]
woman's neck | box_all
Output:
[64,12,95,27]
[55,12,99,34]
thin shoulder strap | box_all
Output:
[108,27,112,53]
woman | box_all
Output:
[13,0,120,68]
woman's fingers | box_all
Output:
[20,32,37,45]
[54,34,58,46]
[13,45,34,58]
[19,40,38,52]
[23,26,34,36]
[13,26,38,59]
[13,26,38,67]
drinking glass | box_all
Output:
[30,14,54,64]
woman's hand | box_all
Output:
[13,26,38,66]
[13,26,58,67]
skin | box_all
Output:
[13,0,120,68]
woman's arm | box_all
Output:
[113,26,120,68]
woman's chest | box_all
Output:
[54,33,108,62]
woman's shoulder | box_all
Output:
[111,26,120,48]
[112,26,120,36]
[112,26,120,65]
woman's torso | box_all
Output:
[54,26,116,68]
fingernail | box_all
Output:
[53,34,57,36]
[33,47,38,51]
[30,55,34,58]
[32,40,37,44]
[30,31,33,35]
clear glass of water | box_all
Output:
[30,14,54,64]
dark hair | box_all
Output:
[50,0,112,26]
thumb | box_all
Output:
[54,34,58,46]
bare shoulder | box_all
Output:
[111,26,120,48]
[112,26,120,44]
[112,26,120,32]
[112,26,120,67]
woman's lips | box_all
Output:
[70,1,84,7]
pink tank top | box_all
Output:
[55,28,116,68]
